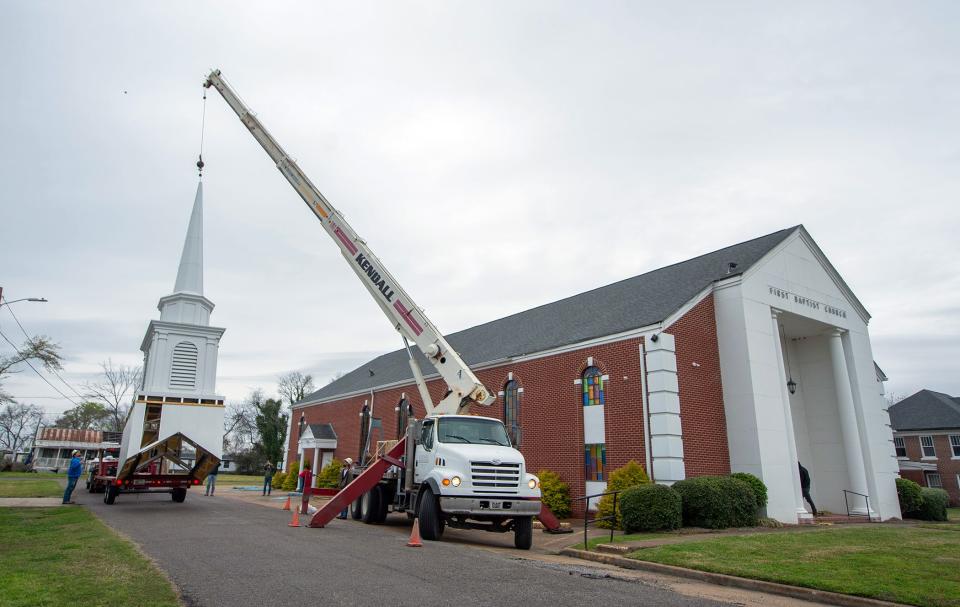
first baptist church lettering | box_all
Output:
[356,253,395,301]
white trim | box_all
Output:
[292,324,667,409]
[638,341,652,481]
[662,284,713,331]
[893,429,960,437]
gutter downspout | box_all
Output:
[639,339,653,482]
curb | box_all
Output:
[559,548,907,607]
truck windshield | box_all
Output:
[436,418,511,447]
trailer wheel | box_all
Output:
[514,516,533,550]
[104,485,118,505]
[86,472,95,492]
[350,497,363,520]
[360,487,381,524]
[171,488,187,503]
[417,489,443,541]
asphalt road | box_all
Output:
[84,490,732,607]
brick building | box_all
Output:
[889,390,960,505]
[286,226,901,522]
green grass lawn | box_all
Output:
[948,507,959,522]
[0,478,63,497]
[0,507,179,607]
[0,471,66,478]
[630,526,960,606]
[216,474,266,488]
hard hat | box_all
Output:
[72,450,81,456]
[344,457,353,465]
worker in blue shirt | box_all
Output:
[63,450,83,504]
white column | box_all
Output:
[771,310,811,520]
[312,447,320,488]
[827,329,869,502]
[645,333,685,485]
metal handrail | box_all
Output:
[573,490,620,550]
[842,489,874,522]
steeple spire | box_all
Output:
[158,182,214,327]
[173,182,204,295]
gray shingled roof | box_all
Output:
[307,423,337,440]
[299,226,798,405]
[889,390,960,431]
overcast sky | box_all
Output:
[2,1,958,420]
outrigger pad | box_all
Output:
[117,432,220,482]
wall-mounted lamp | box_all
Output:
[650,333,659,343]
[779,323,798,396]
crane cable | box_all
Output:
[197,88,207,179]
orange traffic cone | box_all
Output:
[282,496,291,511]
[288,506,300,527]
[406,519,423,547]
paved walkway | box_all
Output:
[0,497,63,507]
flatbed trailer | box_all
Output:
[87,432,218,505]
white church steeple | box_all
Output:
[158,182,215,326]
[126,180,227,465]
[173,182,204,295]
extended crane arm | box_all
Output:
[203,70,493,414]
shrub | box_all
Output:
[896,478,924,515]
[731,472,767,510]
[912,488,949,522]
[537,470,571,519]
[317,459,344,489]
[282,460,300,491]
[620,484,682,532]
[272,469,286,490]
[597,461,650,529]
[673,475,758,529]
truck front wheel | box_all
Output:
[104,485,118,505]
[172,488,187,503]
[514,516,533,550]
[417,489,443,541]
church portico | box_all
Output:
[717,229,900,522]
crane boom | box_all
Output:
[203,69,493,414]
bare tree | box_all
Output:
[223,392,257,452]
[277,371,315,406]
[0,335,63,403]
[84,359,142,433]
[0,402,44,456]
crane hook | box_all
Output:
[197,154,205,178]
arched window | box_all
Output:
[503,380,521,447]
[169,341,198,389]
[581,366,604,406]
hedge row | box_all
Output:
[897,478,948,521]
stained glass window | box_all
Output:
[582,366,605,406]
[584,443,606,481]
[504,380,521,447]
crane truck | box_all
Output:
[203,70,564,549]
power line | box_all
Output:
[0,326,79,407]
[2,299,87,401]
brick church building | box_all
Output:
[285,226,902,523]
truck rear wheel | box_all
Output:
[417,489,443,541]
[514,516,533,550]
[104,485,118,505]
[350,498,363,520]
[360,487,381,524]
[172,488,187,503]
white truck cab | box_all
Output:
[409,415,541,548]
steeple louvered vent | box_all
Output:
[170,341,199,389]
